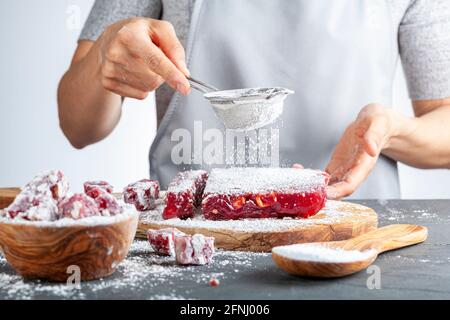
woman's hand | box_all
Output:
[98,18,191,100]
[325,104,398,199]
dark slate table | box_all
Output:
[1,200,449,300]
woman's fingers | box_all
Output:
[356,103,394,157]
[327,151,376,199]
[120,22,190,94]
[104,60,164,92]
[142,42,190,94]
[363,117,389,157]
[326,182,353,200]
[292,163,304,169]
[150,21,190,76]
[102,19,190,97]
[325,104,396,199]
[101,77,149,100]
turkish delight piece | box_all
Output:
[123,179,160,211]
[3,192,58,221]
[57,193,100,220]
[84,181,113,199]
[22,170,69,200]
[95,192,123,216]
[2,170,68,221]
[147,228,185,256]
[174,233,215,265]
[162,170,208,220]
[202,168,330,220]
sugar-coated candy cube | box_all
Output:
[95,192,123,216]
[123,179,160,211]
[174,233,215,265]
[22,170,69,201]
[147,227,185,256]
[84,181,113,199]
[3,193,58,221]
[57,193,100,220]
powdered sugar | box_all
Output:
[123,179,160,211]
[0,240,269,299]
[203,168,328,196]
[174,233,215,265]
[273,244,377,263]
[141,197,367,233]
[2,170,70,221]
[0,202,138,228]
[167,170,207,194]
[22,169,69,200]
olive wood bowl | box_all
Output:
[0,209,139,282]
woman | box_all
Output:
[58,0,450,198]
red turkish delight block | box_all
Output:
[3,192,58,221]
[22,170,69,201]
[162,170,208,220]
[202,168,329,220]
[123,179,160,211]
[84,181,113,199]
[95,192,123,216]
[57,193,100,220]
[147,228,185,256]
[174,233,215,265]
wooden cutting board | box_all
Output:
[0,188,20,209]
[137,199,378,252]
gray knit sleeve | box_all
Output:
[399,0,450,100]
[79,0,162,42]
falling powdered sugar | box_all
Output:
[273,244,377,263]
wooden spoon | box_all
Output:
[272,224,428,278]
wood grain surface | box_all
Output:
[0,213,139,282]
[0,188,20,209]
[137,200,378,252]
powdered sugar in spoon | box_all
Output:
[272,224,428,278]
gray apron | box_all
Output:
[150,0,400,199]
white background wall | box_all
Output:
[0,0,449,198]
